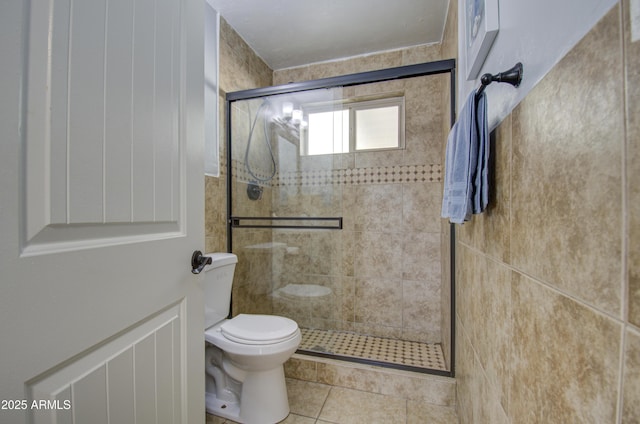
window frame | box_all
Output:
[301,94,405,156]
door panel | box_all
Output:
[27,304,182,424]
[23,0,183,255]
[0,0,206,422]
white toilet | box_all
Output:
[203,252,301,424]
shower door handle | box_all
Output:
[230,216,343,230]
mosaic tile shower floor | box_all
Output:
[298,328,447,371]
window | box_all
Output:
[306,109,350,155]
[301,96,404,156]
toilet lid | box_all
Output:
[221,314,299,345]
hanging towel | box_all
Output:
[441,90,489,223]
[473,91,489,214]
[441,91,477,223]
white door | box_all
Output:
[0,0,206,423]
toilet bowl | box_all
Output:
[202,253,301,424]
[206,314,301,373]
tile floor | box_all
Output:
[206,378,458,424]
[299,329,447,371]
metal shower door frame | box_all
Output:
[225,59,458,378]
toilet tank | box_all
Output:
[203,252,238,329]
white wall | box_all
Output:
[457,0,618,129]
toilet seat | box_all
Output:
[221,314,299,345]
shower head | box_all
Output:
[271,117,301,146]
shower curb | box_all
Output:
[285,353,456,407]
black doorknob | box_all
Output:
[191,250,212,274]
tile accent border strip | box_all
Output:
[230,160,442,186]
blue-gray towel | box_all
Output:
[473,91,489,213]
[441,90,489,223]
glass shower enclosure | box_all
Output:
[226,60,456,376]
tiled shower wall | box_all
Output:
[455,2,640,422]
[268,51,451,345]
[205,18,272,255]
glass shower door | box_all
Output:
[226,60,455,375]
[228,88,346,335]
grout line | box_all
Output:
[617,3,628,423]
[458,241,627,326]
[315,385,333,422]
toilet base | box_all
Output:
[206,391,241,421]
[205,366,290,424]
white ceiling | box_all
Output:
[207,0,451,70]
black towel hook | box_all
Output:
[476,62,523,97]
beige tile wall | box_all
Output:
[455,2,640,421]
[205,18,272,254]
[273,45,442,86]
